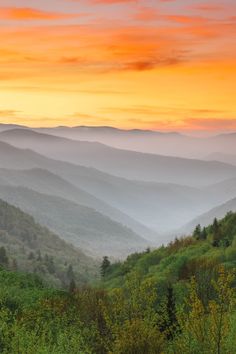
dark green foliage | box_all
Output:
[0,246,8,266]
[101,256,111,278]
[193,224,202,240]
[0,211,235,353]
[212,217,221,246]
[0,198,98,287]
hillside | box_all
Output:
[0,167,220,234]
[103,212,236,289]
[0,141,235,235]
[1,129,236,186]
[181,197,236,235]
[0,199,98,287]
[0,185,149,258]
[0,212,235,353]
[205,152,236,166]
[0,167,155,240]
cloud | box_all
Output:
[191,4,224,12]
[102,105,229,117]
[134,7,159,21]
[163,14,207,24]
[123,57,180,71]
[70,0,137,3]
[0,110,21,117]
[0,7,82,21]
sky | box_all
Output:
[0,0,235,131]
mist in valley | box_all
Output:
[0,123,236,260]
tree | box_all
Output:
[193,224,202,240]
[0,247,8,266]
[100,256,111,278]
[174,267,235,354]
[208,266,235,354]
[212,218,221,247]
[166,285,178,339]
[159,285,178,340]
[201,227,207,240]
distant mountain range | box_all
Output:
[1,125,236,251]
[1,129,236,186]
[0,183,149,259]
[1,124,235,160]
[205,152,236,166]
[1,139,236,236]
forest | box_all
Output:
[0,210,236,353]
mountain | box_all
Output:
[0,123,27,132]
[1,129,236,186]
[181,198,236,235]
[0,167,211,234]
[205,152,236,166]
[1,124,236,160]
[205,177,236,201]
[34,126,236,159]
[0,167,154,240]
[0,141,236,235]
[0,210,236,353]
[0,198,97,286]
[0,185,149,258]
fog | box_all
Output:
[0,124,236,258]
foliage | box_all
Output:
[0,199,98,287]
[0,212,236,353]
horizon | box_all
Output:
[0,121,236,137]
[0,0,235,131]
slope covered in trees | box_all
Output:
[0,199,98,287]
[0,213,235,353]
[0,186,148,258]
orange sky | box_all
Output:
[0,0,235,131]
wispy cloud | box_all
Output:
[0,7,85,21]
[0,110,20,117]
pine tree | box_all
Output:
[212,218,221,247]
[193,224,202,240]
[100,256,111,278]
[201,227,207,240]
[160,285,178,340]
[0,246,8,266]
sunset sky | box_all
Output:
[0,0,235,131]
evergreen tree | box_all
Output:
[201,227,207,240]
[160,285,178,340]
[193,224,202,240]
[100,256,111,278]
[0,246,8,266]
[212,218,221,247]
